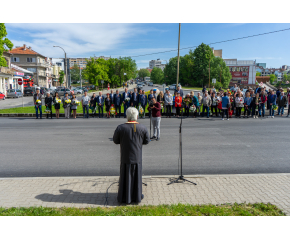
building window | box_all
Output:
[27,58,36,63]
[27,68,36,73]
[11,57,20,62]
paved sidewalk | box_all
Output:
[0,173,289,215]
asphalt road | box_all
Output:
[0,84,198,110]
[0,116,289,178]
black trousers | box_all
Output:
[176,106,181,116]
[185,107,189,117]
[211,105,218,116]
[222,109,228,119]
[244,107,250,116]
[46,106,52,119]
[236,107,242,117]
[132,101,138,108]
[115,105,121,118]
[98,106,103,118]
[166,105,171,116]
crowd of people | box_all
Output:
[33,84,290,121]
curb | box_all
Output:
[1,173,289,180]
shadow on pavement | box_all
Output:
[35,189,121,207]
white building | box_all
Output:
[224,59,256,86]
[149,59,166,71]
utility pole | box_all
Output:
[80,64,82,88]
[208,51,211,88]
[176,23,181,88]
[65,52,67,88]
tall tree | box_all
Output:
[208,57,232,88]
[163,57,178,85]
[70,64,81,81]
[138,69,150,80]
[59,70,65,85]
[82,57,109,87]
[150,67,164,84]
[191,43,214,87]
[0,23,13,67]
[269,74,276,84]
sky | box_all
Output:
[6,23,290,69]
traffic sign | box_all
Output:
[212,78,216,84]
[101,80,104,84]
[18,78,22,85]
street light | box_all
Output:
[53,46,67,88]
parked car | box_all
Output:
[7,89,23,98]
[0,92,5,100]
[24,87,34,96]
[137,84,143,89]
[168,84,182,90]
[73,88,84,94]
[56,88,74,96]
[148,82,153,86]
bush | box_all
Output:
[214,82,223,89]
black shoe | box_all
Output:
[156,138,160,141]
[141,194,144,200]
[207,116,209,118]
[40,117,42,119]
[150,136,156,140]
[35,117,38,119]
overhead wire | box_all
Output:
[125,27,290,58]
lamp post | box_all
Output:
[53,46,67,88]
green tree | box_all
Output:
[70,64,81,81]
[163,57,178,86]
[138,69,150,80]
[191,43,214,87]
[208,57,232,88]
[256,72,261,76]
[83,57,109,87]
[59,70,65,85]
[150,67,164,84]
[282,72,290,83]
[269,74,276,84]
[0,23,13,67]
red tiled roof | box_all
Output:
[9,45,45,57]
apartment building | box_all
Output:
[211,48,223,58]
[224,59,256,86]
[0,52,13,96]
[69,56,110,69]
[9,44,52,87]
[256,67,284,81]
[149,59,166,71]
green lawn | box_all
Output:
[0,203,284,216]
[0,105,151,114]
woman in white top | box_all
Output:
[235,92,244,118]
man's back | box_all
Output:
[113,123,149,164]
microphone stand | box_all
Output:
[168,103,197,185]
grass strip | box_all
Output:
[0,203,285,216]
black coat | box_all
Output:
[45,96,53,108]
[90,96,96,107]
[113,123,150,204]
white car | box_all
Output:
[168,84,182,90]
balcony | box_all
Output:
[37,62,50,68]
[0,67,13,75]
[38,71,47,77]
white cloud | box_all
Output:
[7,23,153,58]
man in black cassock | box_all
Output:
[113,107,150,204]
